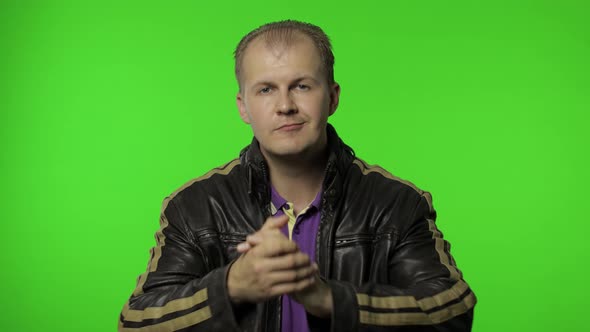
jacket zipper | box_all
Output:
[318,160,334,276]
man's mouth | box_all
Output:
[276,123,304,131]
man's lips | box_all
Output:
[276,122,304,131]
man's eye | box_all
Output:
[260,87,271,94]
[297,84,310,90]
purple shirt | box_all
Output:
[270,186,322,332]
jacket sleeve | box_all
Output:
[118,197,243,332]
[320,192,476,332]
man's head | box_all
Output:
[234,20,340,162]
[234,20,335,91]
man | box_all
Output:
[119,20,476,331]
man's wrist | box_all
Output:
[305,284,333,318]
[226,258,244,304]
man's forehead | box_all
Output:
[239,31,324,88]
[247,31,317,59]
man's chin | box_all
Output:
[261,144,311,161]
[266,148,306,159]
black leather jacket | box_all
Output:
[119,125,476,331]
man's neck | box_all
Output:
[263,148,328,215]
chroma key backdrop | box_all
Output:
[1,1,588,331]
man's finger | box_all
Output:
[236,242,251,253]
[261,214,289,231]
[237,215,290,253]
[268,277,316,297]
[246,228,283,243]
[253,235,298,257]
[252,252,312,272]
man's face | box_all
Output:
[236,34,340,161]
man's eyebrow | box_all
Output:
[293,75,320,83]
[252,80,275,87]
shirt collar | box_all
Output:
[270,186,288,215]
[269,185,322,216]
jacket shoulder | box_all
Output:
[162,158,243,209]
[350,157,434,212]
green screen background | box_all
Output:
[1,1,588,331]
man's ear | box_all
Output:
[328,82,341,116]
[236,92,251,124]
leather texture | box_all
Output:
[119,124,476,331]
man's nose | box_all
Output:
[276,90,297,115]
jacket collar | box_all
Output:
[239,123,355,212]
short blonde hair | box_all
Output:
[234,20,335,90]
